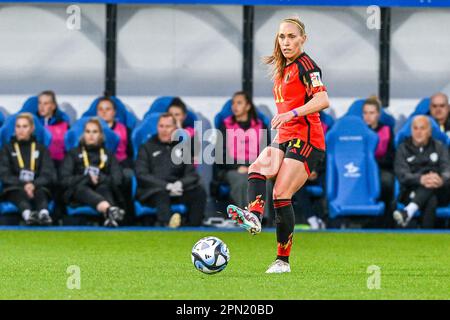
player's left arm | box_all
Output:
[272,65,329,129]
[272,92,329,129]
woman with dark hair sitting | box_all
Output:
[167,97,200,164]
[37,90,70,167]
[96,96,133,168]
[0,113,56,225]
[216,91,269,209]
[60,118,125,227]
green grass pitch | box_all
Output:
[0,230,449,299]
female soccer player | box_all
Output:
[227,17,330,273]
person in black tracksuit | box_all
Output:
[394,116,450,228]
[60,118,125,227]
[0,113,56,225]
[135,113,206,227]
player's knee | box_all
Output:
[272,187,292,200]
[248,162,260,174]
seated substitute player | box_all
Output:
[96,96,133,168]
[393,115,450,228]
[0,113,56,225]
[227,17,330,273]
[96,96,134,221]
[135,113,206,228]
[362,96,396,227]
[216,91,269,209]
[36,91,70,167]
[429,93,450,138]
[60,118,125,227]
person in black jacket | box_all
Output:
[362,96,396,227]
[429,93,450,137]
[0,113,56,225]
[394,115,450,228]
[60,117,125,227]
[135,113,206,227]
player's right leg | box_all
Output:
[227,145,284,234]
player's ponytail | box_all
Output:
[263,17,306,81]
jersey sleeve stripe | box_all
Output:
[301,56,314,70]
[302,56,316,70]
[297,59,310,72]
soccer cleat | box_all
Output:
[227,205,261,235]
[265,259,291,274]
[393,209,410,227]
[168,213,182,229]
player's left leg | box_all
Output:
[227,146,285,234]
[266,158,309,273]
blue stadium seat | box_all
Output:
[0,111,5,128]
[131,112,187,218]
[144,96,198,128]
[82,96,138,130]
[320,111,334,132]
[345,98,396,130]
[326,116,385,219]
[410,97,431,117]
[0,114,52,149]
[64,117,120,217]
[20,96,71,124]
[64,117,120,153]
[394,115,449,148]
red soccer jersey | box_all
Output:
[273,52,327,150]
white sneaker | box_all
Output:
[265,259,291,274]
[393,209,410,227]
[227,205,261,235]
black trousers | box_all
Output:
[292,176,325,223]
[72,184,115,210]
[380,169,395,228]
[142,185,207,226]
[400,186,449,228]
[6,188,49,212]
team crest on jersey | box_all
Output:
[284,72,291,83]
[309,72,323,87]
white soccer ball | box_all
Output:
[191,236,230,274]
